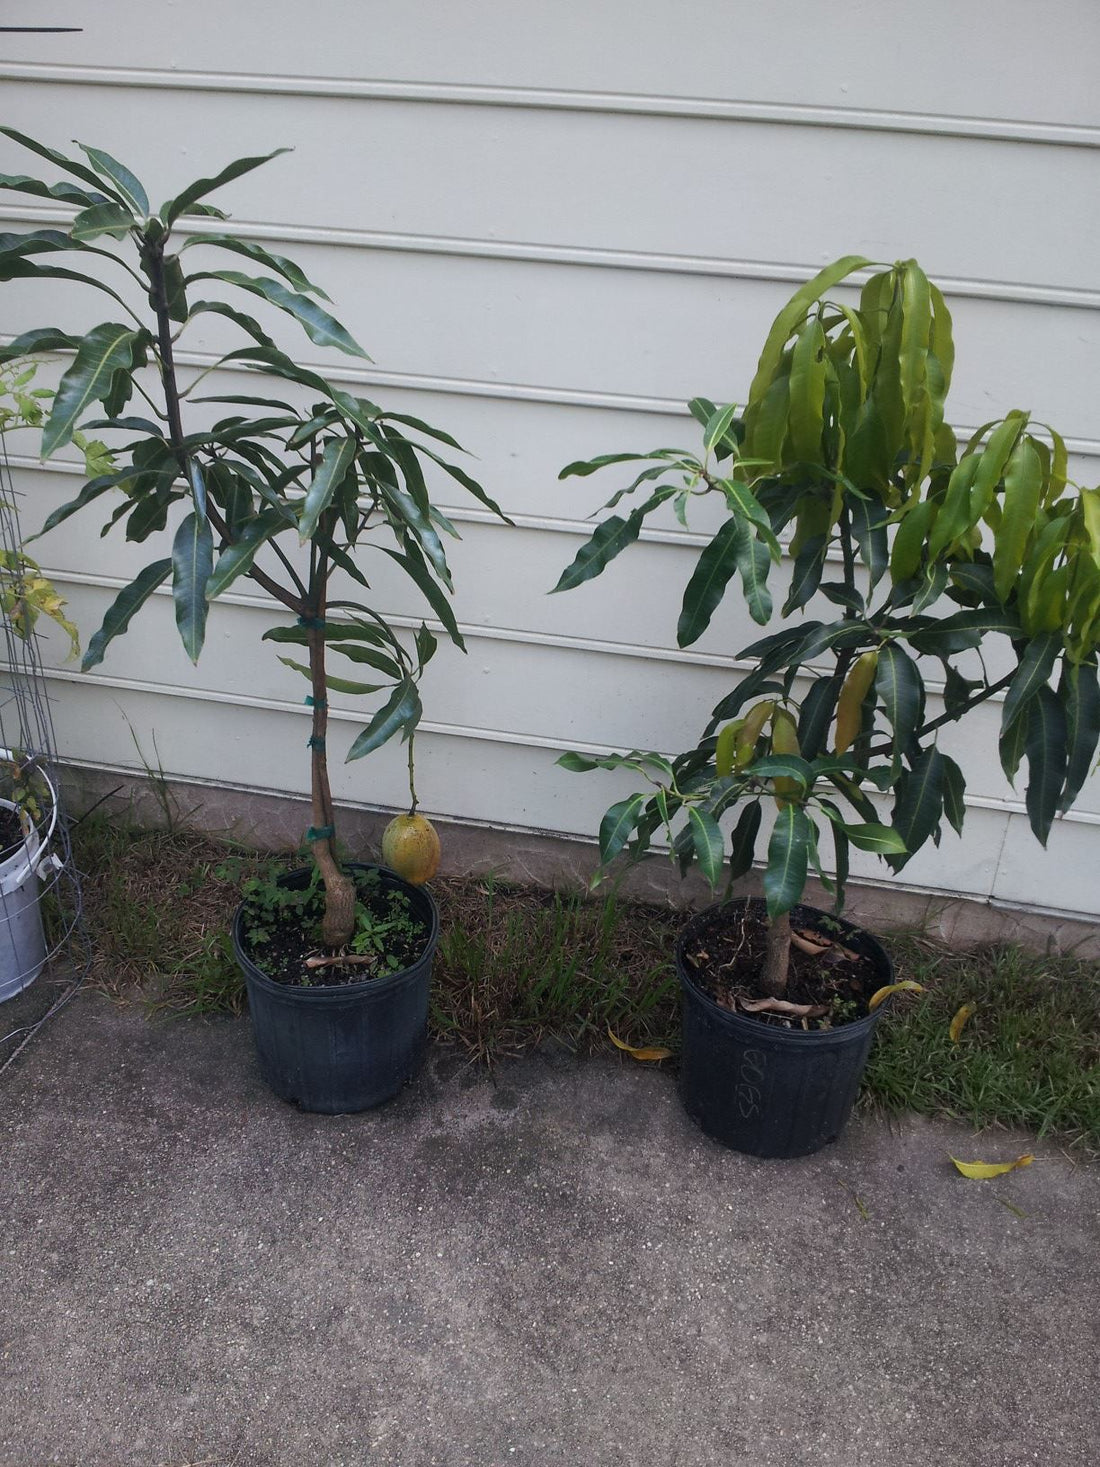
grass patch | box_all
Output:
[864,936,1100,1150]
[70,819,1100,1149]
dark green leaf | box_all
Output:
[82,558,172,670]
[171,511,214,662]
[71,201,135,242]
[598,793,647,866]
[839,821,907,854]
[798,674,843,758]
[0,127,119,196]
[42,323,146,457]
[182,235,330,298]
[187,299,278,349]
[380,544,465,650]
[676,517,748,646]
[188,269,367,358]
[346,678,422,761]
[1001,631,1060,734]
[0,171,108,208]
[207,508,287,597]
[688,807,725,887]
[552,509,648,594]
[746,754,814,792]
[162,148,292,226]
[999,710,1028,785]
[941,753,967,836]
[76,144,149,214]
[889,748,945,868]
[875,643,922,756]
[763,804,811,918]
[299,436,357,541]
[783,533,828,614]
[727,801,762,882]
[1024,686,1067,846]
[276,656,382,697]
[1059,658,1100,813]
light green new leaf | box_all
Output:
[42,323,145,457]
[172,511,214,662]
[746,255,869,418]
[346,678,422,761]
[299,436,357,541]
[788,317,827,464]
[993,438,1043,602]
[763,804,811,918]
[703,402,739,456]
[82,558,172,670]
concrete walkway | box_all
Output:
[1,992,1096,1467]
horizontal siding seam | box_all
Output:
[4,204,1097,311]
[1,62,1097,148]
[4,348,1100,450]
[36,667,1100,828]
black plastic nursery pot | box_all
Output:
[233,862,439,1115]
[676,897,893,1160]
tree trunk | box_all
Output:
[307,601,355,949]
[760,910,791,996]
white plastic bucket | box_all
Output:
[0,757,58,1003]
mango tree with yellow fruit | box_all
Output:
[0,129,504,949]
[555,256,1100,998]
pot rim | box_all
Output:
[675,895,892,1042]
[233,861,440,999]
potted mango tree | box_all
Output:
[554,255,1100,1157]
[0,128,506,1110]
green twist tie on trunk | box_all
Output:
[306,824,335,841]
[297,615,326,629]
[304,695,327,708]
[307,735,326,750]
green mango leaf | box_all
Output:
[748,754,814,792]
[941,752,967,836]
[552,507,650,594]
[848,494,890,589]
[598,793,647,866]
[162,147,292,226]
[999,710,1028,785]
[380,543,465,650]
[688,807,725,887]
[276,657,382,697]
[0,171,108,208]
[676,518,749,647]
[42,323,146,457]
[0,127,120,196]
[993,439,1043,602]
[745,255,870,425]
[890,499,934,583]
[835,820,907,855]
[875,643,923,757]
[0,326,83,366]
[330,642,405,679]
[1024,686,1067,846]
[182,234,330,298]
[797,674,843,759]
[207,508,287,598]
[727,800,762,881]
[71,201,136,242]
[889,747,945,868]
[763,803,811,918]
[346,677,422,761]
[1059,658,1100,813]
[76,143,149,214]
[1001,631,1060,734]
[783,533,828,615]
[788,317,827,464]
[298,436,357,541]
[188,269,367,358]
[171,511,214,662]
[82,558,172,670]
[717,476,781,554]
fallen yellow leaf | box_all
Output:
[949,1003,976,1043]
[867,980,926,1011]
[950,1154,1035,1180]
[607,1027,673,1062]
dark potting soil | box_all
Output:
[239,866,431,989]
[0,805,25,861]
[681,903,881,1031]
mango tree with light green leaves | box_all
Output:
[0,128,506,947]
[554,255,1100,996]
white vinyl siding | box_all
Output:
[2,0,1098,919]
